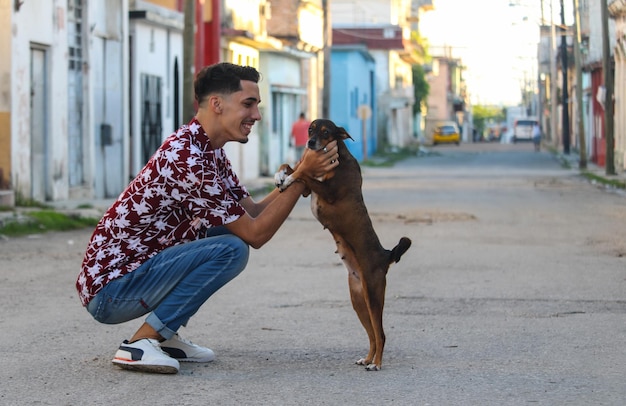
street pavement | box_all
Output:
[1,142,625,405]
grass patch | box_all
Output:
[581,171,626,189]
[362,148,416,167]
[0,210,99,237]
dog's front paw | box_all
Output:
[274,170,286,189]
[365,363,381,371]
[274,165,293,190]
[275,173,296,192]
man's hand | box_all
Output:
[298,141,340,179]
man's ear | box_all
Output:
[209,96,222,113]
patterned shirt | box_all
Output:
[76,119,249,306]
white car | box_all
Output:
[512,118,539,143]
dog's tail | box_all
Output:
[389,237,412,263]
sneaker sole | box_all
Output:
[112,360,178,374]
[176,356,215,363]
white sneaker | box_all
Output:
[160,334,215,362]
[112,338,179,374]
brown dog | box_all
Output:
[275,118,412,371]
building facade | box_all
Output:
[331,0,421,150]
[609,0,626,171]
[3,0,130,203]
[0,0,325,204]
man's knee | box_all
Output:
[223,234,250,270]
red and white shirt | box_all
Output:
[76,119,249,306]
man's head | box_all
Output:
[194,63,262,147]
[194,63,260,103]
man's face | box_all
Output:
[220,80,262,144]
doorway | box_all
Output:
[30,46,50,201]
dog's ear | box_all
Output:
[337,127,354,141]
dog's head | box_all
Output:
[307,119,354,152]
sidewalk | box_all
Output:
[554,149,626,193]
[0,177,276,227]
[50,177,275,214]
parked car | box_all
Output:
[512,118,539,143]
[433,122,460,145]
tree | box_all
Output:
[412,64,430,115]
[472,105,505,136]
[410,31,430,116]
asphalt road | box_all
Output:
[1,142,625,405]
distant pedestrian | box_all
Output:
[291,112,311,158]
[532,124,541,151]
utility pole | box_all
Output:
[572,0,586,169]
[183,0,196,122]
[560,0,570,154]
[550,0,558,145]
[322,0,332,118]
[601,0,616,175]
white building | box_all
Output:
[1,0,187,203]
[4,0,129,202]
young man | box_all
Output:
[76,63,339,374]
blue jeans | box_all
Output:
[86,227,249,340]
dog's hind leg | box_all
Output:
[347,269,377,367]
[333,233,378,368]
[362,273,387,371]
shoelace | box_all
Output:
[175,335,197,347]
[148,338,172,354]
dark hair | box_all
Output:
[194,62,260,103]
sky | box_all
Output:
[419,0,553,106]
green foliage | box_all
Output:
[0,210,99,237]
[471,105,506,135]
[409,29,430,116]
[412,64,430,115]
[362,147,416,167]
[581,171,626,189]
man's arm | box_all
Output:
[225,182,307,249]
[225,141,338,249]
[238,188,280,218]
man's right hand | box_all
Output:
[298,141,339,179]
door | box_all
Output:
[271,91,299,169]
[30,46,49,201]
[140,74,163,164]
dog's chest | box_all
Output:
[310,191,334,227]
[310,192,322,222]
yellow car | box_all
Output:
[433,122,460,145]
